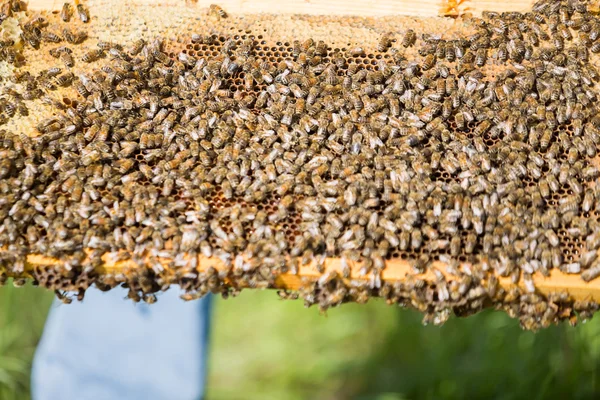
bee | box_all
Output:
[72,80,91,99]
[589,41,600,53]
[64,28,87,44]
[126,38,146,56]
[582,264,600,282]
[449,236,461,256]
[55,290,73,304]
[209,4,227,18]
[348,47,365,57]
[299,38,314,53]
[582,165,599,180]
[521,272,535,293]
[473,120,490,136]
[127,289,141,303]
[75,0,89,22]
[564,263,581,274]
[377,32,393,52]
[60,2,71,22]
[59,51,75,68]
[55,72,74,86]
[82,49,103,63]
[95,123,110,142]
[97,40,123,52]
[41,31,62,43]
[315,40,327,56]
[277,289,299,301]
[579,249,598,269]
[539,129,552,150]
[21,29,40,49]
[475,48,487,66]
[443,42,456,62]
[142,294,157,304]
[2,101,17,117]
[567,147,579,165]
[410,229,423,250]
[2,47,18,64]
[402,29,416,48]
[62,27,76,44]
[421,54,436,70]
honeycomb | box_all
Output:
[2,0,600,330]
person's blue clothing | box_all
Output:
[31,287,212,400]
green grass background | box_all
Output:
[1,283,600,399]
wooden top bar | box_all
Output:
[28,0,535,17]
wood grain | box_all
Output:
[27,0,535,17]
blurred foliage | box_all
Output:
[0,281,53,400]
[207,290,600,400]
[1,283,600,399]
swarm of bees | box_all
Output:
[3,0,600,329]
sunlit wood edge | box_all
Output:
[19,253,600,301]
[26,0,535,17]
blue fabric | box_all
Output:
[31,287,212,400]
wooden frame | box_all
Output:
[10,0,598,304]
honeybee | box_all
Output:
[348,47,365,57]
[421,54,436,70]
[55,290,73,304]
[126,288,141,303]
[377,32,393,52]
[75,0,89,22]
[582,265,600,282]
[209,4,227,18]
[55,72,74,86]
[62,27,78,44]
[42,31,62,43]
[64,28,87,44]
[475,48,487,66]
[402,29,416,48]
[82,49,103,63]
[58,52,75,68]
[60,2,71,22]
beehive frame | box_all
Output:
[2,0,600,329]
